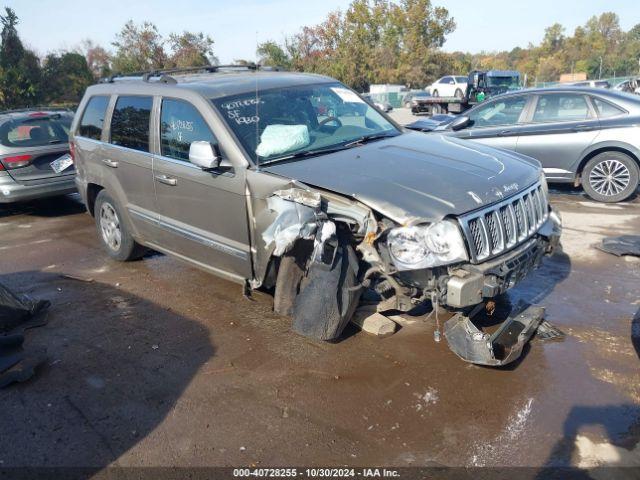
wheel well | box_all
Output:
[578,147,640,176]
[86,183,104,217]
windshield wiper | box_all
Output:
[343,132,399,148]
[260,132,400,166]
[260,145,355,166]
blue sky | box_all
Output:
[4,0,638,61]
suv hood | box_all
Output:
[264,132,541,224]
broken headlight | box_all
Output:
[387,221,468,271]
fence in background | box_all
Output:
[369,91,419,108]
[532,76,636,88]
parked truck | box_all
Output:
[412,70,522,116]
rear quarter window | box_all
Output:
[79,96,110,140]
[0,113,72,148]
[592,97,626,118]
[110,96,153,152]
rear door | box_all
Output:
[104,95,160,241]
[515,92,600,180]
[450,94,531,151]
[0,112,74,185]
[151,97,251,281]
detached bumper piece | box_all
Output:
[444,301,545,366]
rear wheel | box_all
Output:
[582,152,639,203]
[433,89,439,97]
[94,190,147,261]
[454,88,463,99]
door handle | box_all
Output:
[155,174,177,186]
[572,124,591,132]
[498,130,513,136]
[102,159,118,168]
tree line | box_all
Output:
[1,1,639,110]
[0,7,216,110]
[255,1,640,89]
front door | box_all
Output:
[152,98,251,281]
[516,92,600,181]
[451,94,530,151]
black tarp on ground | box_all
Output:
[597,235,640,257]
[0,282,50,388]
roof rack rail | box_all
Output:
[101,63,285,84]
[0,106,74,115]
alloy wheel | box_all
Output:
[589,159,631,197]
[100,202,122,251]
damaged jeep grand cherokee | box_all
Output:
[71,66,561,366]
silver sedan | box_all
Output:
[408,87,640,202]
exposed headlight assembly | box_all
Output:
[386,220,468,270]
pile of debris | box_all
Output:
[0,283,50,388]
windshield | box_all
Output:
[212,82,399,164]
[0,113,72,148]
[487,76,520,89]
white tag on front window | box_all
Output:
[331,87,365,104]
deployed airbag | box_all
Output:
[256,124,310,158]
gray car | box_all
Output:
[70,67,561,365]
[407,87,640,202]
[0,108,76,203]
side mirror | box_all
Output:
[189,141,221,170]
[449,115,471,131]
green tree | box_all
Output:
[256,41,291,68]
[0,7,42,108]
[168,31,217,68]
[42,52,94,103]
[278,0,455,90]
[111,20,167,73]
[541,23,565,53]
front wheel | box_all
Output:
[94,190,147,261]
[582,152,639,203]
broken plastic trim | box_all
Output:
[443,302,545,366]
[262,188,338,260]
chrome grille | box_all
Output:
[459,182,549,263]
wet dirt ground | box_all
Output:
[0,187,639,470]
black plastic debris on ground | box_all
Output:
[0,282,50,388]
[597,235,640,257]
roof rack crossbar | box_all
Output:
[102,63,272,83]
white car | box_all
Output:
[613,78,640,94]
[426,76,467,98]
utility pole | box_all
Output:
[599,56,603,79]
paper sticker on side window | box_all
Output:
[331,87,364,104]
[50,154,73,173]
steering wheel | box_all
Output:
[318,116,342,128]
